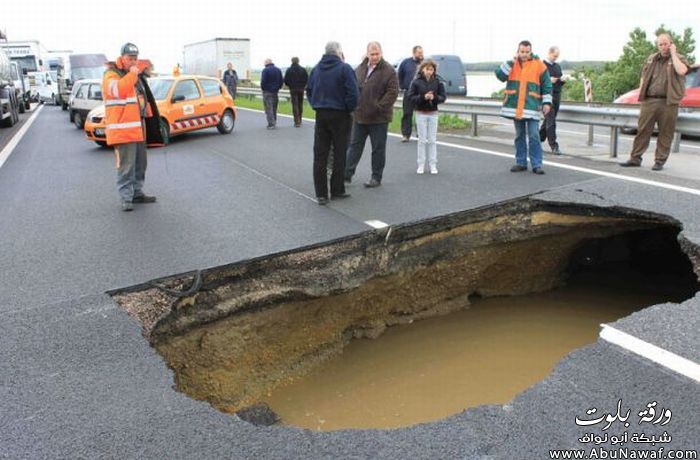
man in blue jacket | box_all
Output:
[261,58,283,129]
[398,45,423,141]
[307,41,359,205]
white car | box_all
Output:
[28,71,59,104]
[68,79,102,129]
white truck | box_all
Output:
[182,38,251,80]
[0,40,49,75]
[1,48,22,127]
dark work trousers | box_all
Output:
[401,91,414,138]
[313,109,352,199]
[345,122,389,182]
[263,91,279,127]
[290,89,305,126]
[539,95,560,150]
[629,98,679,165]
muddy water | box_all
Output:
[265,274,691,431]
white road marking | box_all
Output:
[600,324,700,382]
[0,105,44,170]
[364,220,389,229]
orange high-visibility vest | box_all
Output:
[103,59,145,146]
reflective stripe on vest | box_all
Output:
[105,97,138,107]
[106,121,143,130]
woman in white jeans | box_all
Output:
[406,60,446,174]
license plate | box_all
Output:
[94,129,105,136]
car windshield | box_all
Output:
[72,66,106,81]
[148,78,174,101]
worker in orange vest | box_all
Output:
[103,43,163,211]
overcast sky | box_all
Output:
[3,0,698,72]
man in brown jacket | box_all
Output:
[345,41,399,188]
[620,33,689,171]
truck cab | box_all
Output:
[28,71,59,104]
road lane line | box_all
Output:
[237,108,700,196]
[429,138,700,197]
[208,148,318,203]
[0,105,44,170]
[600,324,700,382]
[365,220,389,229]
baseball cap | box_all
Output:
[120,43,139,56]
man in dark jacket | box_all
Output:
[284,57,309,127]
[307,41,359,205]
[222,62,239,99]
[260,58,283,129]
[398,45,423,141]
[345,41,399,188]
[539,46,565,154]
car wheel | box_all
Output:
[19,100,26,114]
[159,118,170,145]
[217,109,235,134]
[61,101,68,111]
[74,112,84,129]
[25,99,31,110]
[69,109,74,122]
[95,141,107,147]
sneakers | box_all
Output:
[532,167,545,175]
[317,197,329,205]
[364,178,381,188]
[121,201,133,212]
[133,194,156,203]
[417,166,425,174]
[401,136,410,143]
[619,160,641,167]
[510,165,527,172]
[430,166,438,175]
[651,162,664,171]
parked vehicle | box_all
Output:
[68,79,102,129]
[57,54,107,111]
[183,38,251,80]
[28,71,59,104]
[0,40,49,75]
[429,55,467,96]
[614,66,700,133]
[85,75,237,147]
[9,61,30,113]
[1,48,22,128]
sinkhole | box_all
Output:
[112,199,699,431]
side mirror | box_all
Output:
[172,95,186,103]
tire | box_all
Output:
[19,99,26,114]
[74,112,84,129]
[216,109,235,134]
[159,118,170,145]
[25,100,30,110]
[69,109,74,123]
[95,141,107,147]
[61,101,68,111]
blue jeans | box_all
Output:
[513,118,543,169]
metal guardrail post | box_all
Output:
[471,114,478,137]
[587,126,594,146]
[672,132,682,153]
[609,127,619,158]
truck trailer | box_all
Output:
[182,38,251,80]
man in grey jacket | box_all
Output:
[345,41,399,188]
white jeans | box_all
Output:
[416,111,438,168]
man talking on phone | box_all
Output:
[103,43,163,211]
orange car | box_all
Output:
[84,74,237,147]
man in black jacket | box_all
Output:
[284,57,309,127]
[539,46,565,154]
[307,42,358,205]
[397,45,423,141]
[261,58,283,129]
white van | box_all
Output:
[68,79,102,128]
[28,71,59,104]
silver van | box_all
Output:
[68,79,102,129]
[429,55,467,96]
